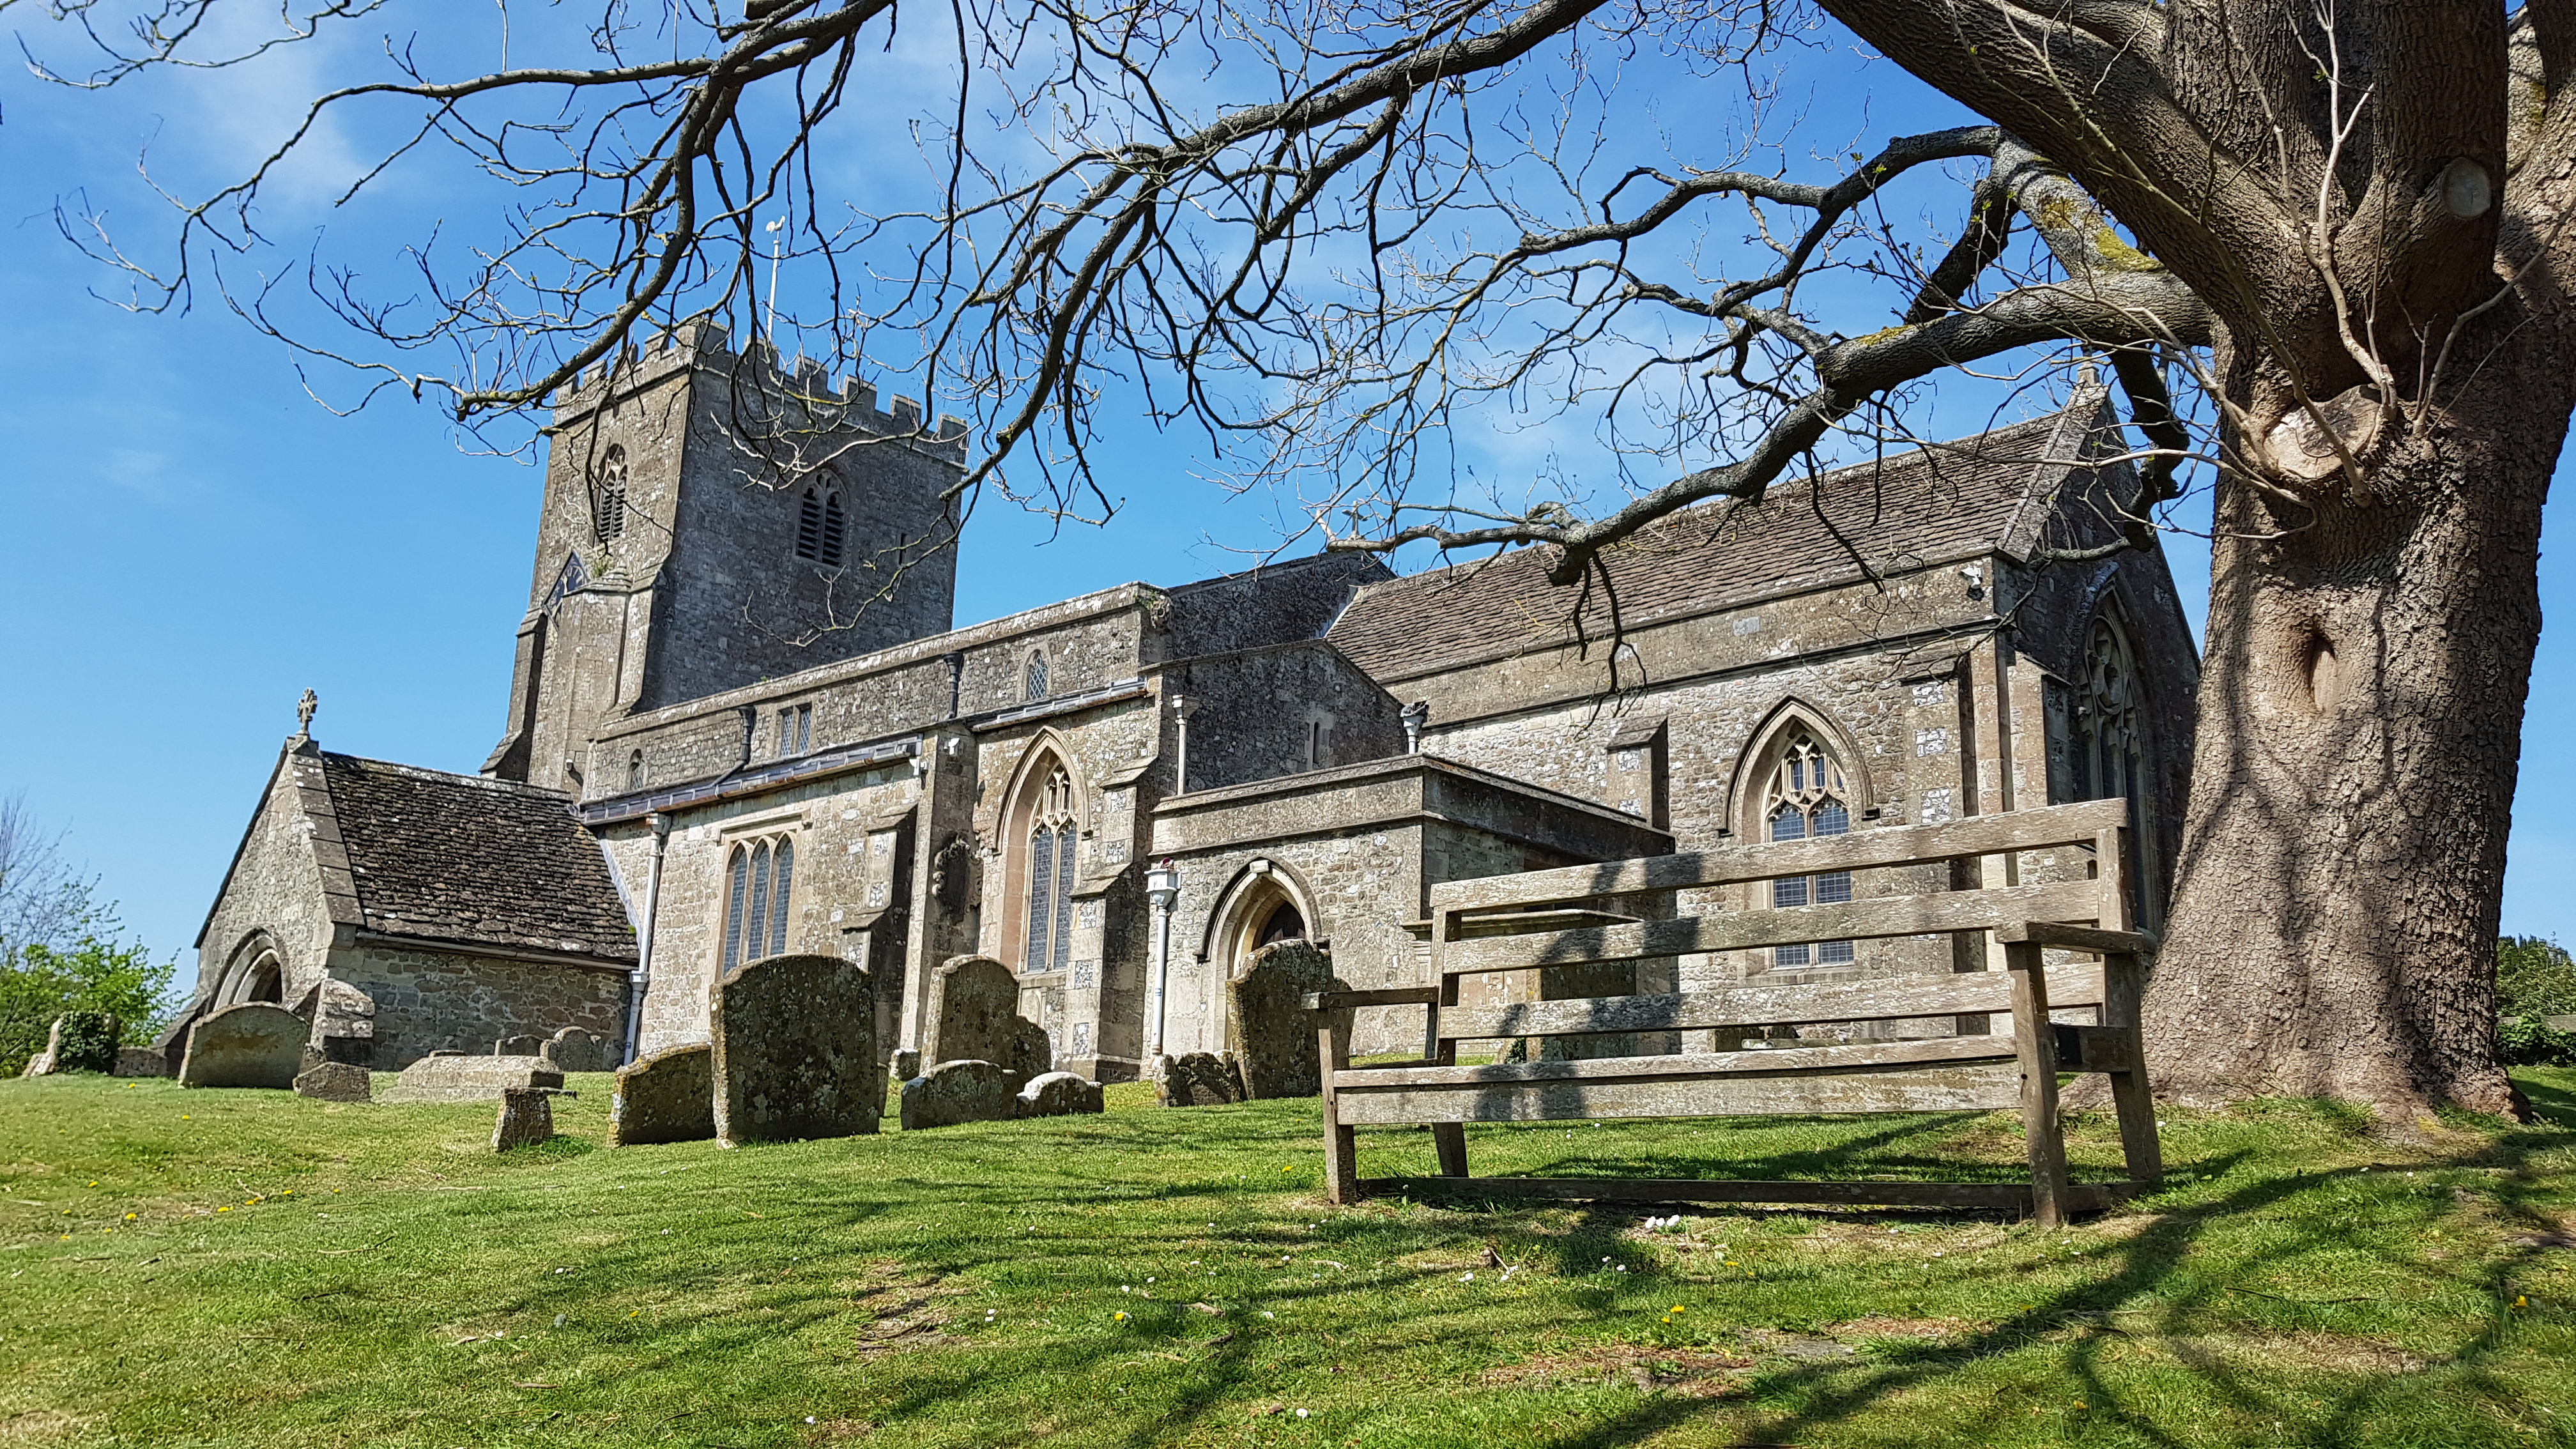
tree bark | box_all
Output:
[2145,309,2572,1118]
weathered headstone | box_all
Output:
[921,956,1050,1086]
[179,1004,308,1089]
[293,1061,372,1103]
[495,1034,546,1057]
[492,1087,556,1151]
[112,1048,169,1078]
[891,1048,922,1082]
[542,1026,609,1074]
[384,1054,565,1103]
[1227,940,1345,1099]
[1016,1070,1105,1118]
[17,1019,63,1078]
[901,1059,1018,1130]
[711,953,878,1145]
[1156,1051,1248,1107]
[289,979,376,1067]
[610,1044,715,1146]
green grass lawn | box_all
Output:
[6,1071,2576,1448]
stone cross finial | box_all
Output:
[295,689,319,737]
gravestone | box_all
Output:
[542,1026,609,1074]
[17,1020,63,1077]
[1227,940,1345,1099]
[900,1059,1016,1130]
[293,1061,372,1103]
[712,953,878,1145]
[289,979,376,1068]
[1156,1051,1248,1107]
[385,1054,564,1103]
[610,1044,715,1146]
[492,1087,556,1151]
[112,1048,168,1078]
[1016,1070,1105,1118]
[496,1034,546,1057]
[921,956,1050,1086]
[179,1004,308,1089]
[890,1048,921,1082]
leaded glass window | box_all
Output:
[1764,728,1856,967]
[1022,767,1077,973]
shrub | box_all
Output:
[52,1011,120,1073]
[2499,937,2576,1020]
[2500,1015,2576,1067]
[1,928,171,1077]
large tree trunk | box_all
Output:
[2145,314,2573,1117]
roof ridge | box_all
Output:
[319,750,576,801]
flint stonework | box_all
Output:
[610,1043,716,1146]
[542,1025,610,1073]
[711,953,878,1145]
[492,1087,556,1151]
[294,1061,373,1102]
[901,1059,1016,1130]
[922,956,1050,1085]
[180,1004,309,1089]
[1228,940,1343,1098]
[385,1054,565,1103]
[1157,1051,1248,1107]
[1016,1070,1105,1117]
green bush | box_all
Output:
[52,1011,121,1073]
[1,923,170,1077]
[2499,937,2576,1019]
[2500,1015,2576,1066]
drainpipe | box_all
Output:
[1144,860,1181,1066]
[1400,700,1428,754]
[625,812,671,1066]
[1170,694,1199,793]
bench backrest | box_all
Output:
[1422,798,2134,1041]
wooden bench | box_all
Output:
[1308,798,2159,1228]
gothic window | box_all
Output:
[720,836,796,974]
[1256,900,1307,947]
[593,445,629,543]
[795,487,847,567]
[1025,650,1048,703]
[2073,614,2156,923]
[1763,727,1856,967]
[627,749,645,792]
[1020,765,1077,974]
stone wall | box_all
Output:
[340,945,630,1068]
[191,745,342,1026]
[1162,642,1407,794]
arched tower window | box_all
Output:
[1762,726,1856,967]
[1024,650,1049,703]
[593,445,629,543]
[795,487,847,567]
[2073,613,2158,926]
[627,749,645,792]
[1020,766,1077,974]
[719,836,795,974]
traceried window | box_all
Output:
[719,836,796,974]
[2073,615,2154,923]
[795,487,847,567]
[1765,728,1855,967]
[593,445,629,543]
[1024,650,1049,703]
[1021,767,1077,974]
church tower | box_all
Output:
[482,322,965,788]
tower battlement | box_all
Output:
[553,321,969,463]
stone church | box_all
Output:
[181,323,2199,1080]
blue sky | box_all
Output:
[3,10,2572,978]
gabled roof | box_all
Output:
[317,752,636,962]
[1326,409,2119,681]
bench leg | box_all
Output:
[1319,1019,1358,1205]
[1433,1123,1469,1178]
[2102,950,2163,1187]
[2006,939,2071,1229]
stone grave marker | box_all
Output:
[921,956,1050,1086]
[289,979,376,1068]
[1227,940,1345,1098]
[293,1061,372,1103]
[610,1044,714,1146]
[711,953,878,1146]
[542,1026,610,1073]
[17,1020,63,1078]
[1016,1070,1105,1118]
[112,1048,168,1078]
[179,1004,308,1089]
[492,1087,556,1151]
[385,1054,565,1103]
[900,1059,1016,1130]
[1156,1051,1248,1107]
[496,1034,546,1057]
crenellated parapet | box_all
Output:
[549,319,969,463]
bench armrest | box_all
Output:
[1995,921,2157,954]
[1303,986,1444,1011]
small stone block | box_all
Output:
[492,1087,556,1151]
[901,1059,1016,1130]
[610,1044,715,1146]
[1016,1070,1105,1118]
[293,1061,372,1103]
[541,1026,610,1073]
[179,1004,308,1089]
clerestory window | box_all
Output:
[1024,650,1048,703]
[719,836,796,974]
[594,445,629,543]
[1020,767,1077,974]
[1765,728,1855,967]
[795,487,847,567]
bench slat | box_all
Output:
[1428,799,2128,914]
[1353,1176,2139,1211]
[1434,963,2104,1039]
[1331,1059,2024,1124]
[1438,882,2107,974]
[1335,1033,2017,1089]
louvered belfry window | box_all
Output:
[1765,728,1857,968]
[1021,767,1077,974]
[795,487,848,567]
[720,836,796,974]
[594,445,629,543]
